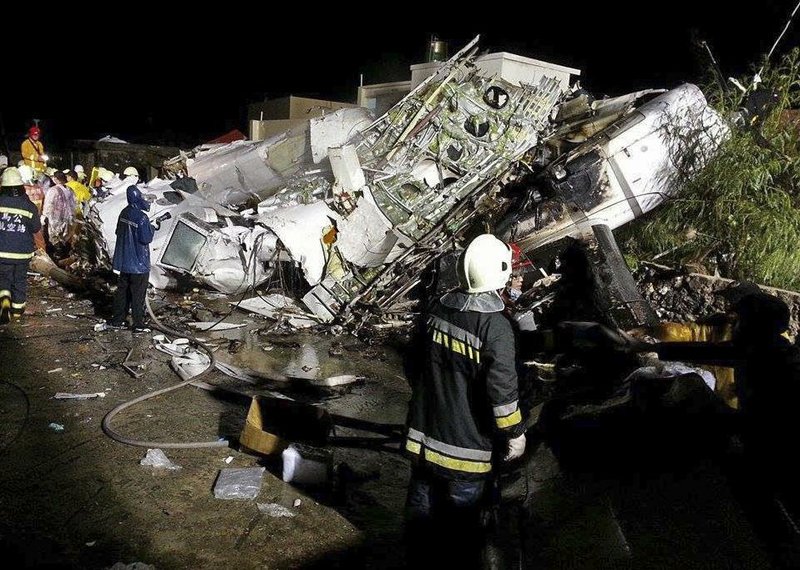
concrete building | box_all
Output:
[248,96,358,141]
[359,51,581,116]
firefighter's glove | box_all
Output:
[504,433,526,462]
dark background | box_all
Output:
[2,3,798,152]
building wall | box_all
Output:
[357,81,411,116]
[248,98,291,122]
[249,96,356,122]
[288,97,356,120]
[249,119,307,141]
[410,52,580,92]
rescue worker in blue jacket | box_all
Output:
[403,234,526,568]
[0,167,41,324]
[110,185,154,332]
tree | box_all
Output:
[621,49,800,290]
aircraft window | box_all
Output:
[484,86,509,109]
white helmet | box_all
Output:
[18,165,35,183]
[74,164,84,174]
[98,168,114,183]
[1,167,24,187]
[458,234,513,294]
[123,166,139,178]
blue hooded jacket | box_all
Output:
[112,186,154,274]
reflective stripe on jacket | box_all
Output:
[405,291,523,479]
[0,192,41,262]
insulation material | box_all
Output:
[258,202,341,285]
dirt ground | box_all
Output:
[0,274,784,570]
[0,277,412,569]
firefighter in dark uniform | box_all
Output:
[0,167,41,324]
[109,185,155,332]
[404,234,526,568]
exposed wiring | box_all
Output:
[762,1,800,71]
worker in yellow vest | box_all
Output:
[20,126,48,173]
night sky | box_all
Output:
[2,3,798,152]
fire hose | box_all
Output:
[102,294,404,450]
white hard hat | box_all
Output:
[98,168,114,183]
[123,166,139,178]
[1,167,24,187]
[18,165,35,183]
[74,164,84,173]
[458,234,513,294]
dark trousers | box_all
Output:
[111,272,148,328]
[0,261,30,314]
[405,465,488,569]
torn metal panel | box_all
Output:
[179,108,373,209]
[508,84,728,254]
[297,41,564,321]
[358,74,562,241]
[302,275,358,322]
[187,131,306,207]
[191,225,274,294]
[257,202,341,286]
[335,189,411,268]
[329,145,366,199]
[88,177,243,291]
[552,89,666,143]
[310,108,373,164]
[236,294,318,328]
[155,212,274,294]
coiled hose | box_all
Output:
[100,294,229,449]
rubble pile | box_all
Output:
[635,262,800,337]
[57,35,726,333]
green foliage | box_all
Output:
[620,48,800,289]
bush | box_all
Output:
[620,49,800,290]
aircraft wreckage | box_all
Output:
[85,36,726,329]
